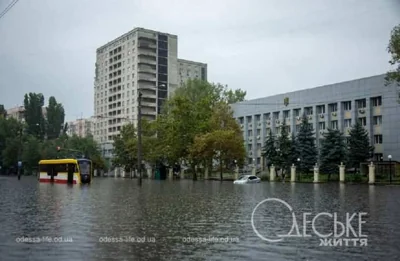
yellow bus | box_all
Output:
[38,158,93,185]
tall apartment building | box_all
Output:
[231,74,400,166]
[94,27,207,158]
[67,117,95,138]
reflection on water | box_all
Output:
[0,176,400,260]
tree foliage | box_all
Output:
[46,96,66,140]
[275,122,292,175]
[24,93,45,139]
[296,115,317,174]
[223,88,247,104]
[262,131,277,166]
[348,121,373,171]
[386,24,400,85]
[319,129,347,176]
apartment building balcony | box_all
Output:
[140,90,157,99]
[138,74,156,83]
[138,41,157,50]
[138,32,157,42]
[141,101,157,108]
[141,108,157,116]
[138,58,157,66]
[138,64,156,74]
[138,51,157,58]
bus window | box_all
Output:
[78,161,90,175]
[39,164,49,172]
[55,164,68,173]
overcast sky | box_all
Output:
[0,0,399,121]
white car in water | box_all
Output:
[233,175,261,184]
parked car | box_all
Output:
[233,175,261,184]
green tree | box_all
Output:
[45,96,65,140]
[348,121,374,173]
[0,118,24,170]
[223,88,247,104]
[190,129,245,181]
[24,93,45,139]
[275,122,292,178]
[21,135,42,174]
[319,129,347,180]
[385,24,400,85]
[189,102,245,180]
[290,133,300,165]
[296,115,317,175]
[262,131,277,168]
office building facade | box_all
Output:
[94,27,207,158]
[231,74,400,166]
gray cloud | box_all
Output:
[0,0,398,121]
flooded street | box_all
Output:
[1,176,399,260]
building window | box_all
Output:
[343,101,351,111]
[373,116,382,125]
[294,109,300,117]
[331,120,338,130]
[318,122,325,130]
[317,105,325,114]
[372,96,382,107]
[357,99,366,108]
[344,119,352,128]
[374,135,382,144]
[358,117,366,126]
[329,103,338,112]
[283,110,289,119]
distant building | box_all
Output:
[67,117,95,138]
[6,106,47,122]
[231,74,400,165]
[177,59,207,86]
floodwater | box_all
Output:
[0,176,399,260]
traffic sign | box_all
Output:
[18,161,22,168]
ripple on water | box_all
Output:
[0,177,399,260]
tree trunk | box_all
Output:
[192,163,197,181]
[220,157,223,181]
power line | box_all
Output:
[0,0,20,20]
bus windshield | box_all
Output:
[78,161,90,175]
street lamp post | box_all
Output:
[388,155,392,184]
[137,91,143,186]
[297,158,301,181]
[17,128,23,180]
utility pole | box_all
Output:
[137,91,143,186]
